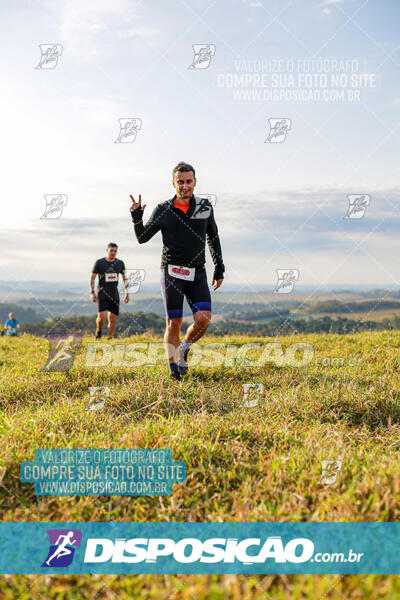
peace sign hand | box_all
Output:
[130,194,147,223]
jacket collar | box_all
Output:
[169,194,196,218]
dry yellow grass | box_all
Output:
[0,330,399,598]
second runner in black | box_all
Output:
[90,243,130,340]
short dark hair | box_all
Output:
[107,242,118,249]
[172,162,196,179]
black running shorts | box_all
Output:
[97,289,120,315]
[160,267,211,319]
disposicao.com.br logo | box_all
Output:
[83,535,314,564]
[39,530,364,571]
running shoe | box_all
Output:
[170,371,181,381]
[178,344,190,376]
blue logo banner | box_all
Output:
[0,522,398,574]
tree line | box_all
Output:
[19,312,400,337]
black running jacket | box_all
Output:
[130,194,225,280]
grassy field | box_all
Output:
[0,331,399,598]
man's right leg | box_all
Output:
[164,316,182,367]
[96,311,106,339]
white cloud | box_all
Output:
[40,0,153,60]
[232,0,264,8]
[67,95,123,125]
[318,0,351,16]
[89,24,108,32]
[116,26,160,38]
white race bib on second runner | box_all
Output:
[168,265,195,281]
[105,273,118,282]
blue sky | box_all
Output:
[1,0,400,292]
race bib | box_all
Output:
[168,265,195,281]
[105,273,118,282]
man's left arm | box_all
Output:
[206,206,225,290]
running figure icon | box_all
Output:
[45,531,77,566]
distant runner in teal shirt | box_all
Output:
[4,312,20,336]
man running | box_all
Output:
[4,312,20,336]
[129,162,225,380]
[90,243,129,339]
